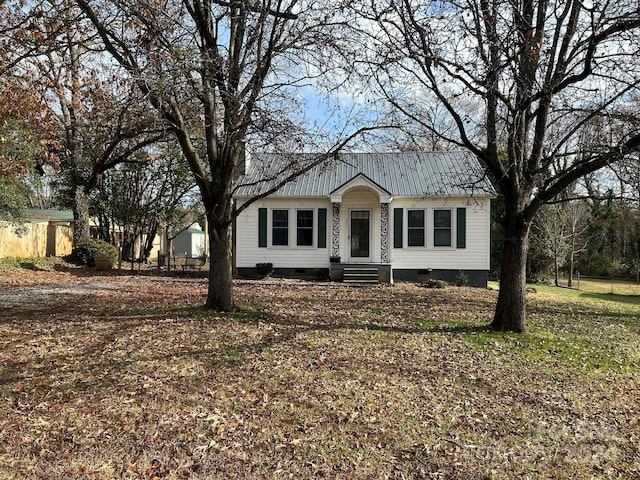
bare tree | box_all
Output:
[73,0,380,310]
[564,200,589,287]
[615,156,640,282]
[532,204,571,286]
[353,0,640,331]
[531,200,588,287]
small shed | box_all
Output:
[173,223,206,258]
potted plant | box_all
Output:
[93,240,118,271]
[71,239,118,270]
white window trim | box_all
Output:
[270,208,290,248]
[406,208,427,248]
[432,208,455,249]
[295,208,315,248]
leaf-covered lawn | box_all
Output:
[1,265,639,479]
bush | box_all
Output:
[455,270,469,287]
[69,239,118,267]
[256,262,274,278]
[421,279,448,289]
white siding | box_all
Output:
[236,198,331,269]
[174,230,205,258]
[235,194,491,272]
[390,197,491,270]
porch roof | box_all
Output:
[233,151,495,199]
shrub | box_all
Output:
[69,239,118,266]
[256,262,274,278]
[421,279,448,289]
[455,270,469,287]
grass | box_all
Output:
[0,256,70,271]
[0,266,639,479]
[487,278,640,371]
[514,276,640,299]
[565,276,640,296]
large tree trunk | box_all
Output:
[491,216,531,333]
[205,214,234,311]
[73,185,91,243]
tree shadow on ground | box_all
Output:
[420,323,493,335]
[230,303,494,343]
[16,260,48,271]
[52,263,209,279]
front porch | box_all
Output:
[329,175,392,267]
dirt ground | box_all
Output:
[1,265,639,479]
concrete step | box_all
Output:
[343,267,379,284]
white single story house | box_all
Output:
[233,152,495,286]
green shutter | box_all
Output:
[456,207,466,249]
[258,208,267,247]
[394,208,403,248]
[317,208,327,248]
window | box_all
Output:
[272,210,289,245]
[297,210,313,246]
[407,210,425,247]
[434,209,452,246]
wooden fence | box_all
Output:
[0,223,73,258]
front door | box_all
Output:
[350,210,370,261]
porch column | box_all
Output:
[332,202,340,257]
[381,203,389,263]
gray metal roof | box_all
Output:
[234,151,495,198]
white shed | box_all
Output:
[173,223,206,258]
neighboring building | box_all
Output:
[173,223,206,258]
[0,209,74,258]
[233,152,495,286]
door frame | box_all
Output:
[349,209,372,263]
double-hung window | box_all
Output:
[433,209,452,246]
[272,210,289,246]
[407,210,425,247]
[296,210,314,246]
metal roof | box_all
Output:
[26,209,74,223]
[234,151,495,198]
